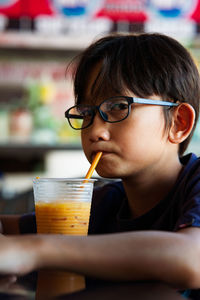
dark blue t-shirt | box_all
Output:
[88,152,200,234]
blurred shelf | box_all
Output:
[0,143,82,172]
[0,143,82,156]
[0,31,96,50]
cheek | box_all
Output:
[81,132,89,158]
[136,107,166,136]
[120,109,166,152]
[81,131,85,145]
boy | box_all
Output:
[0,33,200,292]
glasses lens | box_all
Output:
[100,97,129,122]
[67,105,93,129]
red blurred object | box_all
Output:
[0,0,54,18]
[96,0,147,22]
[190,0,200,22]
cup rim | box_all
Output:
[33,177,97,183]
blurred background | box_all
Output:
[0,0,200,213]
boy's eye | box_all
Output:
[78,107,93,118]
[105,101,128,112]
[112,102,128,111]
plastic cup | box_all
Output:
[33,178,95,236]
[33,178,96,299]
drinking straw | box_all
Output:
[84,152,102,182]
[35,152,102,182]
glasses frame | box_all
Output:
[65,96,179,130]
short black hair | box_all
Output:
[72,32,200,156]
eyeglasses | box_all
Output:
[65,96,178,130]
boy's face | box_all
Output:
[81,67,177,180]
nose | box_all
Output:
[88,112,110,142]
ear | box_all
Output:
[168,103,195,144]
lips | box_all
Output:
[90,144,115,162]
[91,151,112,162]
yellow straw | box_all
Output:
[36,152,102,183]
[84,152,102,182]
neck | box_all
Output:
[122,155,183,218]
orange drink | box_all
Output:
[35,200,91,235]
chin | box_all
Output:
[96,169,120,179]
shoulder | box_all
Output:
[180,153,200,176]
[178,153,200,190]
[174,153,200,230]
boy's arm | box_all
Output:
[0,227,200,289]
[40,227,200,288]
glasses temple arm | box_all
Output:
[65,113,84,119]
[133,97,178,107]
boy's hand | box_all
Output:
[0,235,39,276]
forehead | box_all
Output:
[84,62,102,103]
[83,62,124,105]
